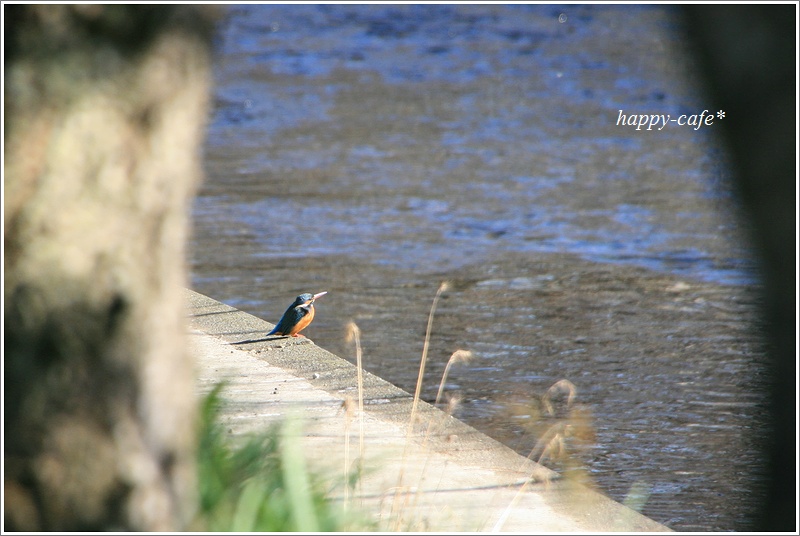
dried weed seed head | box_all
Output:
[542,378,577,417]
[447,349,473,366]
[345,321,361,344]
[341,397,356,421]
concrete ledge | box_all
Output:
[186,289,670,532]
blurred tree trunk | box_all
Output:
[4,5,218,530]
[682,5,795,531]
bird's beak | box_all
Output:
[312,291,328,301]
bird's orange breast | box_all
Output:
[287,304,315,336]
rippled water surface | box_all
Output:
[190,5,768,531]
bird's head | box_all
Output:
[294,291,327,308]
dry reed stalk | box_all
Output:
[391,281,449,529]
[493,379,580,530]
[341,397,355,510]
[407,280,450,436]
[421,349,472,447]
[345,322,366,503]
[409,388,466,521]
[492,423,567,531]
[434,349,473,407]
[346,322,366,462]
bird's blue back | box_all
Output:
[269,294,313,335]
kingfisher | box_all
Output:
[267,291,327,337]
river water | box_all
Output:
[190,5,769,531]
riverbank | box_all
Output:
[187,288,670,531]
